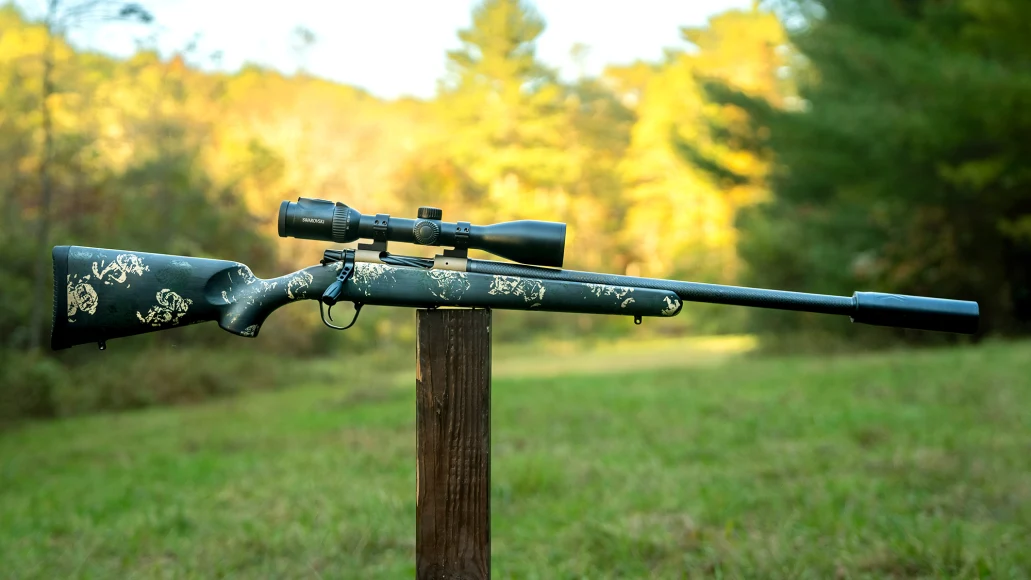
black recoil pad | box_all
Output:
[851,292,979,334]
[51,245,71,350]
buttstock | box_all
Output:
[50,246,331,350]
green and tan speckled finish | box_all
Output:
[52,246,682,350]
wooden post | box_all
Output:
[416,308,491,580]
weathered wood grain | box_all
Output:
[416,308,491,580]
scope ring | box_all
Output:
[454,221,471,249]
[372,214,390,243]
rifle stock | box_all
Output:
[52,246,305,350]
[51,246,682,350]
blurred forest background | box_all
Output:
[2,0,1030,421]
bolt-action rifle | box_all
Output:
[51,198,979,351]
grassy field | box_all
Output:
[1,338,1030,578]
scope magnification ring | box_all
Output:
[331,204,352,242]
[413,220,441,245]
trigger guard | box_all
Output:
[320,301,363,330]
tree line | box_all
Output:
[1,0,1026,362]
[698,0,1031,342]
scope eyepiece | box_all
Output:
[278,197,566,267]
[277,198,360,243]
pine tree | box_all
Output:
[691,0,1031,337]
[436,0,575,219]
[615,7,789,288]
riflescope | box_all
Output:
[278,197,567,267]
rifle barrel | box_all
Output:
[465,259,979,334]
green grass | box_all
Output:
[2,339,1031,578]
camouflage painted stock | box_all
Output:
[51,245,682,350]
